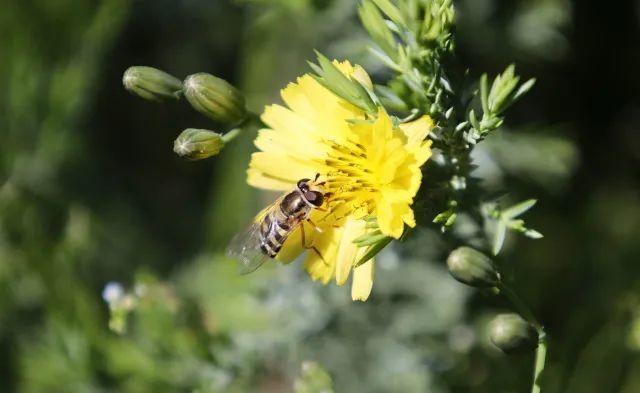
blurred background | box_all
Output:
[0,0,639,392]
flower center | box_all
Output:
[321,139,379,219]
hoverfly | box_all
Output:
[226,174,328,274]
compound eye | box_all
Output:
[304,191,324,207]
[297,178,311,190]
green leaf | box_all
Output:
[508,219,526,231]
[371,0,407,28]
[376,85,408,111]
[309,51,377,113]
[503,199,537,218]
[455,121,468,132]
[445,212,457,227]
[479,116,501,131]
[355,236,392,267]
[445,106,454,119]
[307,61,324,76]
[512,78,536,102]
[485,65,535,116]
[354,231,389,246]
[433,211,450,223]
[491,75,520,114]
[359,0,397,57]
[353,229,381,243]
[524,229,544,239]
[316,52,354,93]
[469,109,480,130]
[368,46,401,72]
[503,63,516,81]
[399,0,418,24]
[493,222,507,255]
[480,73,489,115]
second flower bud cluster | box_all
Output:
[123,66,246,160]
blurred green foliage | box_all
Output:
[1,0,639,392]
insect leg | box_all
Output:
[309,245,328,266]
[314,209,342,228]
[305,218,323,233]
[300,222,329,266]
[300,221,307,247]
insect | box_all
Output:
[226,174,328,274]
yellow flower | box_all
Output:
[248,61,433,301]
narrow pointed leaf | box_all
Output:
[372,0,407,27]
[355,236,392,267]
[503,199,537,218]
[480,73,489,115]
[493,222,507,255]
[355,232,389,246]
[491,75,520,114]
[524,229,544,239]
[512,78,536,102]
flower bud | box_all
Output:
[122,66,183,102]
[173,128,226,160]
[183,73,246,124]
[447,246,500,287]
[489,313,538,354]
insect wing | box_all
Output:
[226,220,271,274]
[226,199,283,275]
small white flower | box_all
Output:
[102,281,124,304]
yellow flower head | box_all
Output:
[248,61,433,301]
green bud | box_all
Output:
[489,313,539,354]
[183,73,246,124]
[447,246,500,287]
[122,66,183,102]
[173,128,236,160]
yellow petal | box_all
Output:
[412,139,433,167]
[247,168,292,191]
[399,115,434,147]
[335,217,367,286]
[331,60,373,90]
[387,160,422,198]
[249,152,319,187]
[376,196,405,239]
[362,108,392,165]
[303,225,342,284]
[275,225,305,264]
[261,104,316,137]
[281,75,364,136]
[352,64,373,89]
[401,204,416,228]
[373,108,393,141]
[378,138,407,184]
[399,116,434,166]
[254,128,325,161]
[351,258,375,301]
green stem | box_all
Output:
[498,282,546,393]
[221,111,263,144]
[221,128,241,143]
[532,332,547,393]
[498,283,541,330]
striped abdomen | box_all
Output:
[259,191,310,257]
